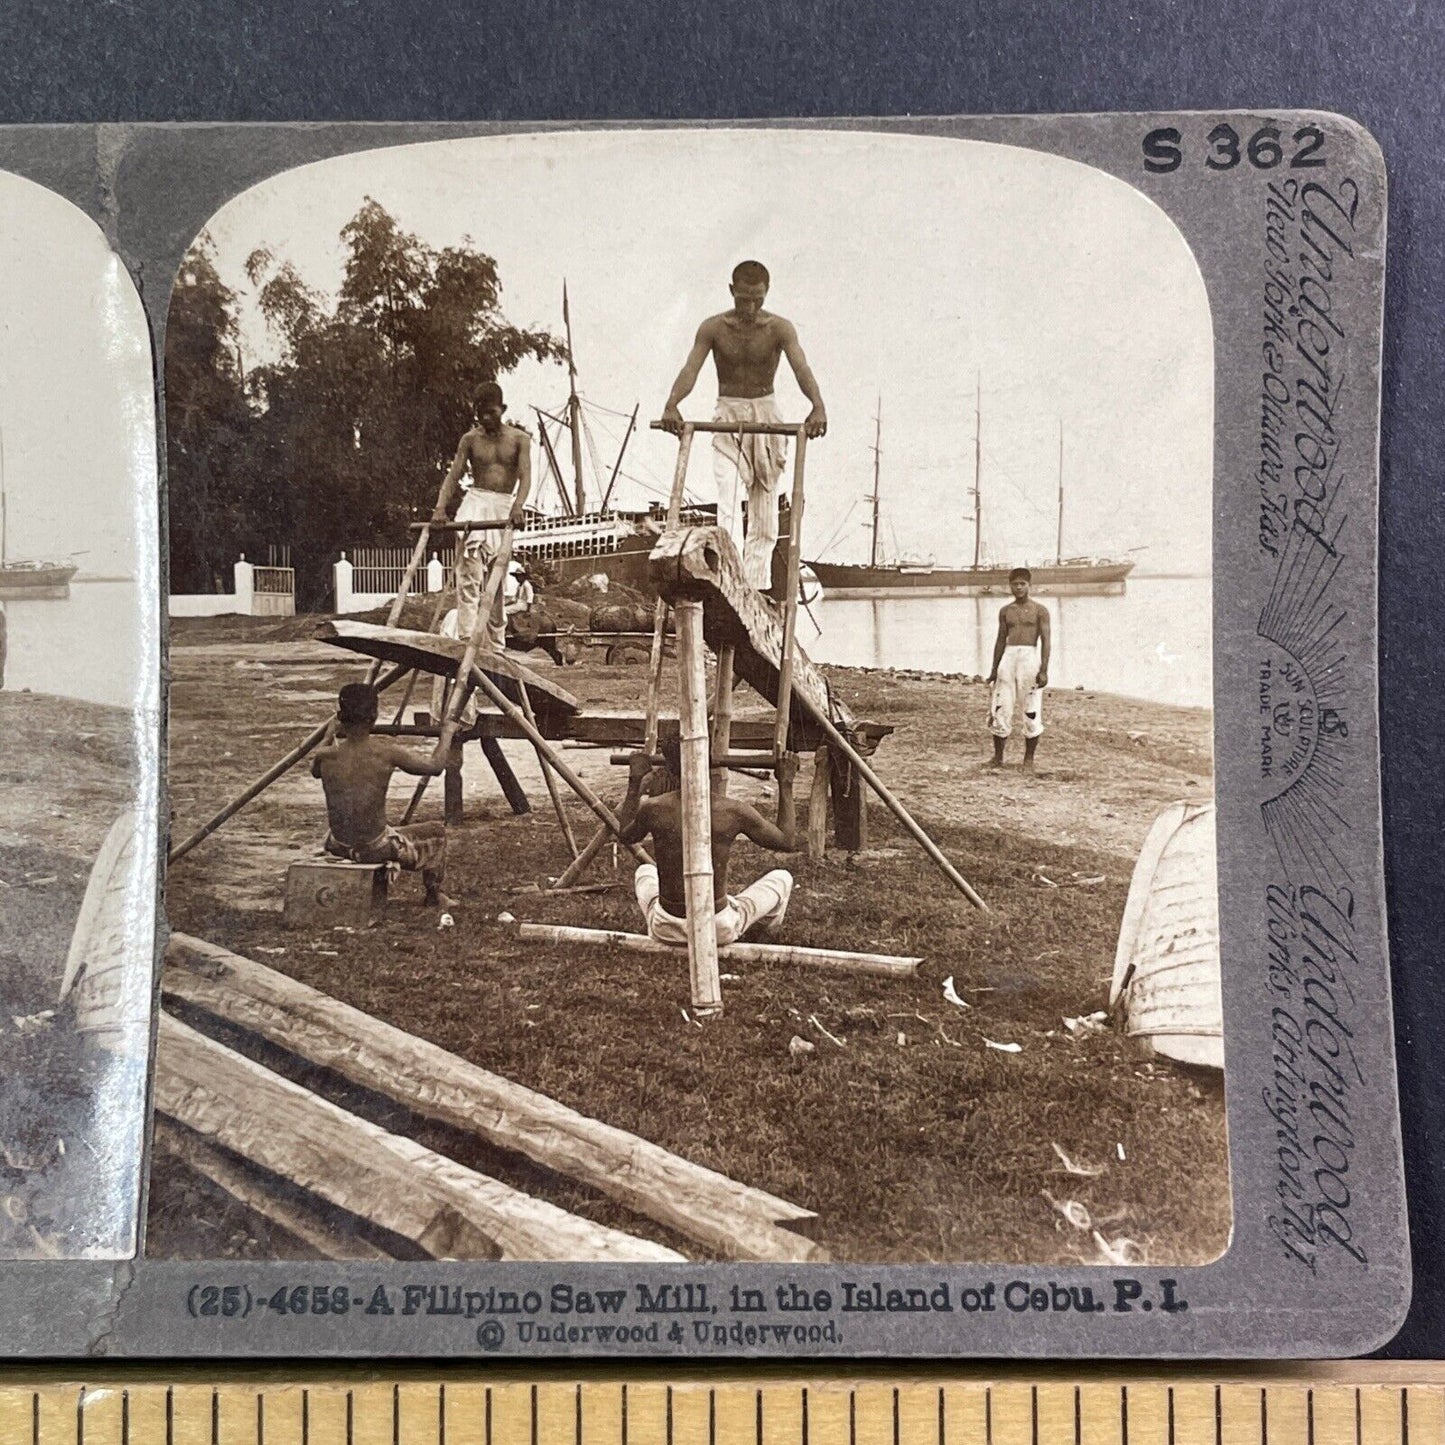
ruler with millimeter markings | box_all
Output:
[1,1368,1442,1445]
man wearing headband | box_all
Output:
[986,567,1051,770]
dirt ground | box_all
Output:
[152,620,1227,1265]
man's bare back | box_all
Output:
[617,752,799,915]
[629,791,790,914]
[311,733,441,847]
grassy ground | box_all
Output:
[152,622,1227,1265]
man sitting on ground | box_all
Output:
[616,737,800,947]
[310,682,456,907]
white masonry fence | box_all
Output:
[334,548,448,615]
[170,556,296,618]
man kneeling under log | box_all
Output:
[311,683,456,908]
[616,738,799,947]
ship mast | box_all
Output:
[563,281,586,516]
[1056,420,1064,565]
[867,396,882,569]
[971,373,982,569]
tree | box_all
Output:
[166,199,566,608]
[164,234,252,594]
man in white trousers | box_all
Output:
[433,381,531,651]
[987,567,1052,771]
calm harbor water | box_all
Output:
[3,578,152,710]
[806,576,1212,710]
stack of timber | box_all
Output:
[155,1014,680,1262]
[1109,801,1223,1071]
[162,933,826,1262]
[151,1119,392,1261]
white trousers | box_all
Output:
[989,645,1045,739]
[453,487,510,651]
[712,395,789,589]
[633,863,793,948]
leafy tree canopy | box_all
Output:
[166,200,565,606]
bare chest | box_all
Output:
[714,321,783,371]
[468,432,518,469]
[1003,604,1042,640]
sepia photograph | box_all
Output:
[0,168,160,1259]
[152,128,1225,1267]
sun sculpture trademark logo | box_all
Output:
[1258,648,1337,795]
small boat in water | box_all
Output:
[0,427,78,599]
[0,558,79,600]
[1109,800,1223,1071]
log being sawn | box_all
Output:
[649,525,853,742]
[649,525,985,909]
[316,619,580,724]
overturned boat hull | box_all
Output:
[1109,800,1223,1071]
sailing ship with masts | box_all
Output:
[806,386,1134,599]
[509,284,716,593]
[0,415,78,601]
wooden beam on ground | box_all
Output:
[318,620,579,719]
[649,525,851,736]
[153,1117,398,1261]
[517,923,922,978]
[163,934,825,1262]
[155,1012,681,1263]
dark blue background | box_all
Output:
[3,0,1440,1357]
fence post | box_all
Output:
[334,554,355,614]
[426,556,445,594]
[233,556,255,616]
